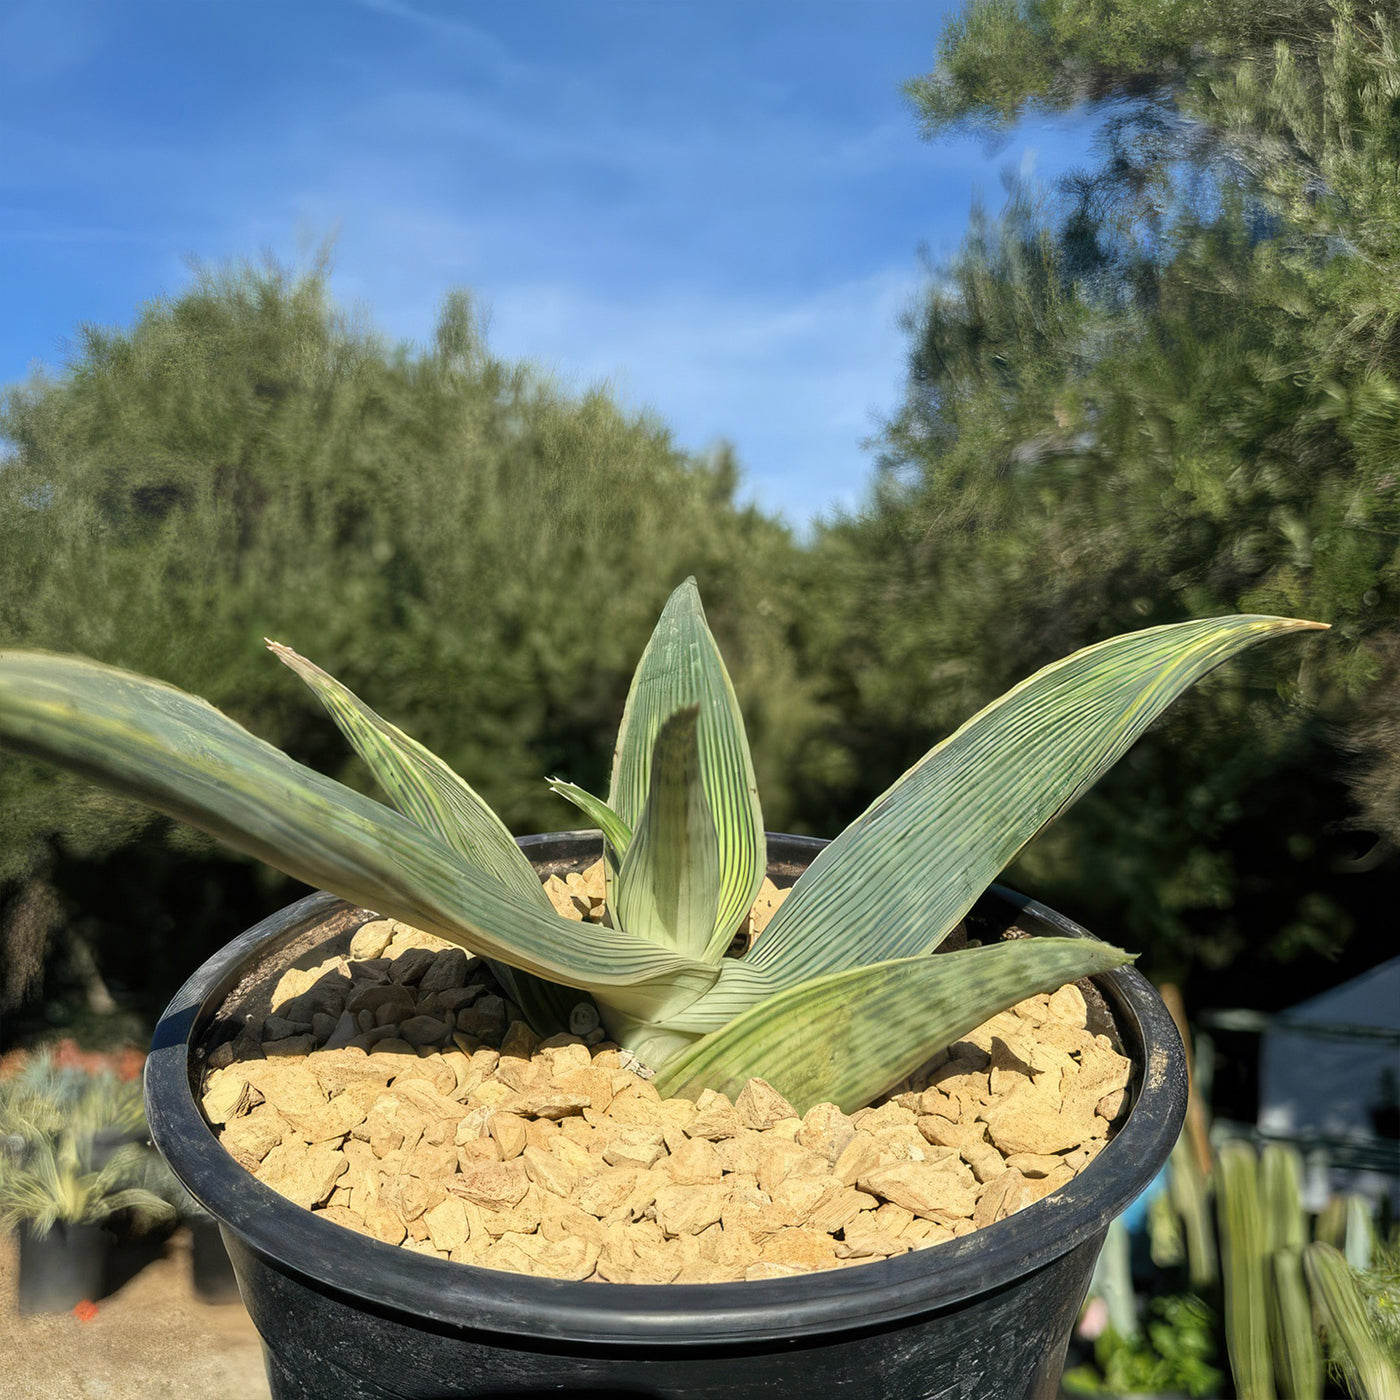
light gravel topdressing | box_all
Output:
[200,866,1133,1284]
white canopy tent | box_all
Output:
[1257,955,1400,1208]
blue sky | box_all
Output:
[1,0,1097,526]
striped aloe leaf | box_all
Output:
[651,937,1134,1113]
[267,642,549,907]
[546,778,631,918]
[608,579,765,953]
[546,780,632,859]
[613,706,722,961]
[743,615,1328,994]
[0,651,716,1023]
[0,589,1326,1114]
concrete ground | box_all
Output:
[0,1227,271,1399]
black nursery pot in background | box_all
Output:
[188,1216,242,1304]
[17,1219,108,1314]
[145,832,1187,1400]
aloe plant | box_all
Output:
[0,580,1324,1112]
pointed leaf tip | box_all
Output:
[266,640,553,909]
[609,584,765,952]
[667,577,702,610]
[749,614,1326,987]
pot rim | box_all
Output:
[145,830,1186,1349]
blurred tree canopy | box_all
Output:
[0,259,825,1030]
[798,0,1398,1003]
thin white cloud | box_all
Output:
[353,0,516,69]
[370,265,924,524]
[0,0,1106,529]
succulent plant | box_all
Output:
[0,580,1323,1112]
[1218,1140,1275,1400]
[1306,1242,1400,1400]
[1261,1143,1326,1400]
[1153,1134,1398,1399]
[0,1060,174,1234]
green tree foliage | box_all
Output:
[802,0,1398,998]
[0,259,819,1030]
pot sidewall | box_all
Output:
[16,1219,109,1314]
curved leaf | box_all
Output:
[653,937,1135,1114]
[608,579,765,948]
[546,780,632,857]
[267,643,579,1032]
[0,650,716,1021]
[748,616,1327,987]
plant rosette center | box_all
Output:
[199,877,1134,1284]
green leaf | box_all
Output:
[0,651,717,1021]
[545,780,633,857]
[608,578,765,949]
[614,705,721,959]
[545,779,631,937]
[268,642,548,908]
[267,643,580,1033]
[652,936,1135,1114]
[748,616,1327,988]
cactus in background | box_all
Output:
[1218,1140,1274,1400]
[1262,1144,1324,1400]
[1317,1196,1350,1251]
[1305,1243,1400,1400]
[1154,1138,1393,1399]
[1345,1197,1376,1273]
[1260,1144,1307,1254]
[1085,1000,1391,1400]
[1170,1135,1219,1291]
[1093,1217,1138,1340]
[1317,1195,1379,1271]
[1272,1247,1325,1400]
[1354,1237,1400,1382]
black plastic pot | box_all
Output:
[17,1219,108,1313]
[91,1124,148,1171]
[189,1216,243,1304]
[146,831,1187,1400]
